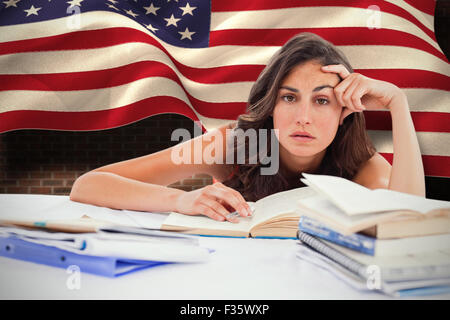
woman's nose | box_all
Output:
[294,103,312,126]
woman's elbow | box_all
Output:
[69,172,93,203]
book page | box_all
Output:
[250,187,317,229]
[297,195,404,235]
[302,173,450,215]
[0,194,86,222]
[301,173,376,215]
[85,207,170,229]
[370,189,450,214]
[161,208,255,235]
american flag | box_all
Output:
[0,0,449,178]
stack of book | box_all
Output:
[0,194,212,277]
[0,224,211,278]
[295,173,450,298]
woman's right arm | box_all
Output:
[69,121,251,221]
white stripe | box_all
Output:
[1,38,448,76]
[403,88,450,113]
[198,125,450,156]
[210,6,442,53]
[0,77,192,112]
[367,130,450,156]
[0,84,448,113]
[334,45,449,76]
[0,79,447,156]
[385,0,435,31]
[0,8,445,64]
[0,39,448,111]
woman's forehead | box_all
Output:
[281,63,340,88]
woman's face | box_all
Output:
[272,60,342,163]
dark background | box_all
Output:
[0,1,449,200]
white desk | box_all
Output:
[2,236,449,300]
[0,195,449,300]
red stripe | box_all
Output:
[0,56,447,92]
[0,109,447,177]
[0,23,445,66]
[0,61,263,88]
[1,64,448,132]
[365,111,450,133]
[0,28,159,55]
[1,26,443,63]
[380,153,450,177]
[356,69,450,91]
[211,0,437,42]
[403,0,436,16]
[1,28,446,89]
[0,96,204,133]
[2,60,447,90]
[210,27,448,63]
[0,61,247,121]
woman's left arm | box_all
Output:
[386,92,425,196]
[322,64,425,197]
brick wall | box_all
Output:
[1,2,449,196]
[0,114,212,194]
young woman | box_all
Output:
[70,33,425,223]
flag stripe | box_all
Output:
[369,131,450,156]
[1,29,448,87]
[2,60,449,96]
[0,96,199,132]
[1,84,447,133]
[0,105,447,157]
[0,11,447,73]
[385,0,434,30]
[209,27,447,62]
[1,21,447,67]
[365,111,450,133]
[2,25,446,63]
[0,7,444,63]
[211,0,437,40]
[403,0,436,16]
[1,71,449,118]
[0,1,448,178]
[380,153,450,177]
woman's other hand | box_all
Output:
[321,64,406,125]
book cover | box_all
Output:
[0,235,169,277]
[299,216,375,255]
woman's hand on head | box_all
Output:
[174,182,252,223]
[321,64,407,125]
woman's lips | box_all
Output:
[289,131,315,142]
[290,135,315,142]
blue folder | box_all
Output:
[0,235,170,277]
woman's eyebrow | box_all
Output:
[279,85,334,92]
[313,85,334,92]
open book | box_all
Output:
[161,187,317,238]
[297,173,450,238]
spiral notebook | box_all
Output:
[296,231,450,296]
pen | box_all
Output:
[225,206,255,220]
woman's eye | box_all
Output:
[316,98,329,105]
[282,95,296,103]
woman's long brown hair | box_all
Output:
[222,32,376,202]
